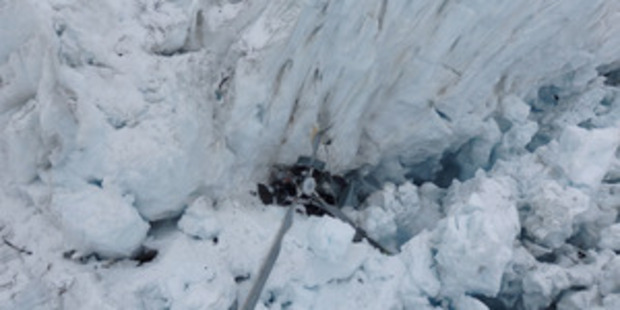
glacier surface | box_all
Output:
[1,0,620,309]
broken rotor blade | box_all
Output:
[310,195,395,255]
[241,204,295,310]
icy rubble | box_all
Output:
[435,176,520,298]
[1,0,620,309]
[522,180,590,249]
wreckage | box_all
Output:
[241,130,393,310]
[256,155,392,253]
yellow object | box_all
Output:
[311,126,318,141]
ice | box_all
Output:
[495,95,539,158]
[522,181,590,249]
[307,216,355,263]
[2,0,620,309]
[358,205,398,251]
[49,185,149,258]
[359,182,443,250]
[554,126,620,188]
[522,263,571,309]
[556,287,599,310]
[599,256,620,296]
[603,294,620,310]
[599,224,620,251]
[434,175,520,297]
[397,231,441,301]
[177,196,222,241]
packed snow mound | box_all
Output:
[1,0,620,309]
[49,185,150,258]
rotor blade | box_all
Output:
[310,195,395,255]
[241,204,295,310]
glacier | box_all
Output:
[1,0,620,309]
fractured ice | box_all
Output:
[1,0,620,309]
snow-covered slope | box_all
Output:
[1,0,620,309]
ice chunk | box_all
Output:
[398,231,441,299]
[3,0,620,308]
[434,176,520,297]
[598,224,620,251]
[307,216,355,262]
[360,182,442,249]
[522,263,571,310]
[501,95,531,125]
[163,276,235,310]
[556,287,598,310]
[50,185,149,258]
[597,184,620,212]
[132,234,237,310]
[522,181,590,249]
[556,126,620,188]
[452,295,489,310]
[178,196,221,241]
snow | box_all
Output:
[2,0,620,309]
[307,217,355,263]
[177,196,222,241]
[434,175,520,298]
[522,181,590,249]
[544,126,620,188]
[599,224,620,251]
[50,185,149,258]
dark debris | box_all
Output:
[256,156,348,217]
[133,247,158,266]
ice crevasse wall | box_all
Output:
[1,0,620,264]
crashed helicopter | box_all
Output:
[241,128,393,310]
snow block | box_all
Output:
[556,126,620,188]
[308,216,355,262]
[452,295,489,310]
[50,186,149,258]
[361,182,442,250]
[522,263,570,310]
[398,231,441,300]
[178,196,222,240]
[434,176,520,297]
[522,181,590,249]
